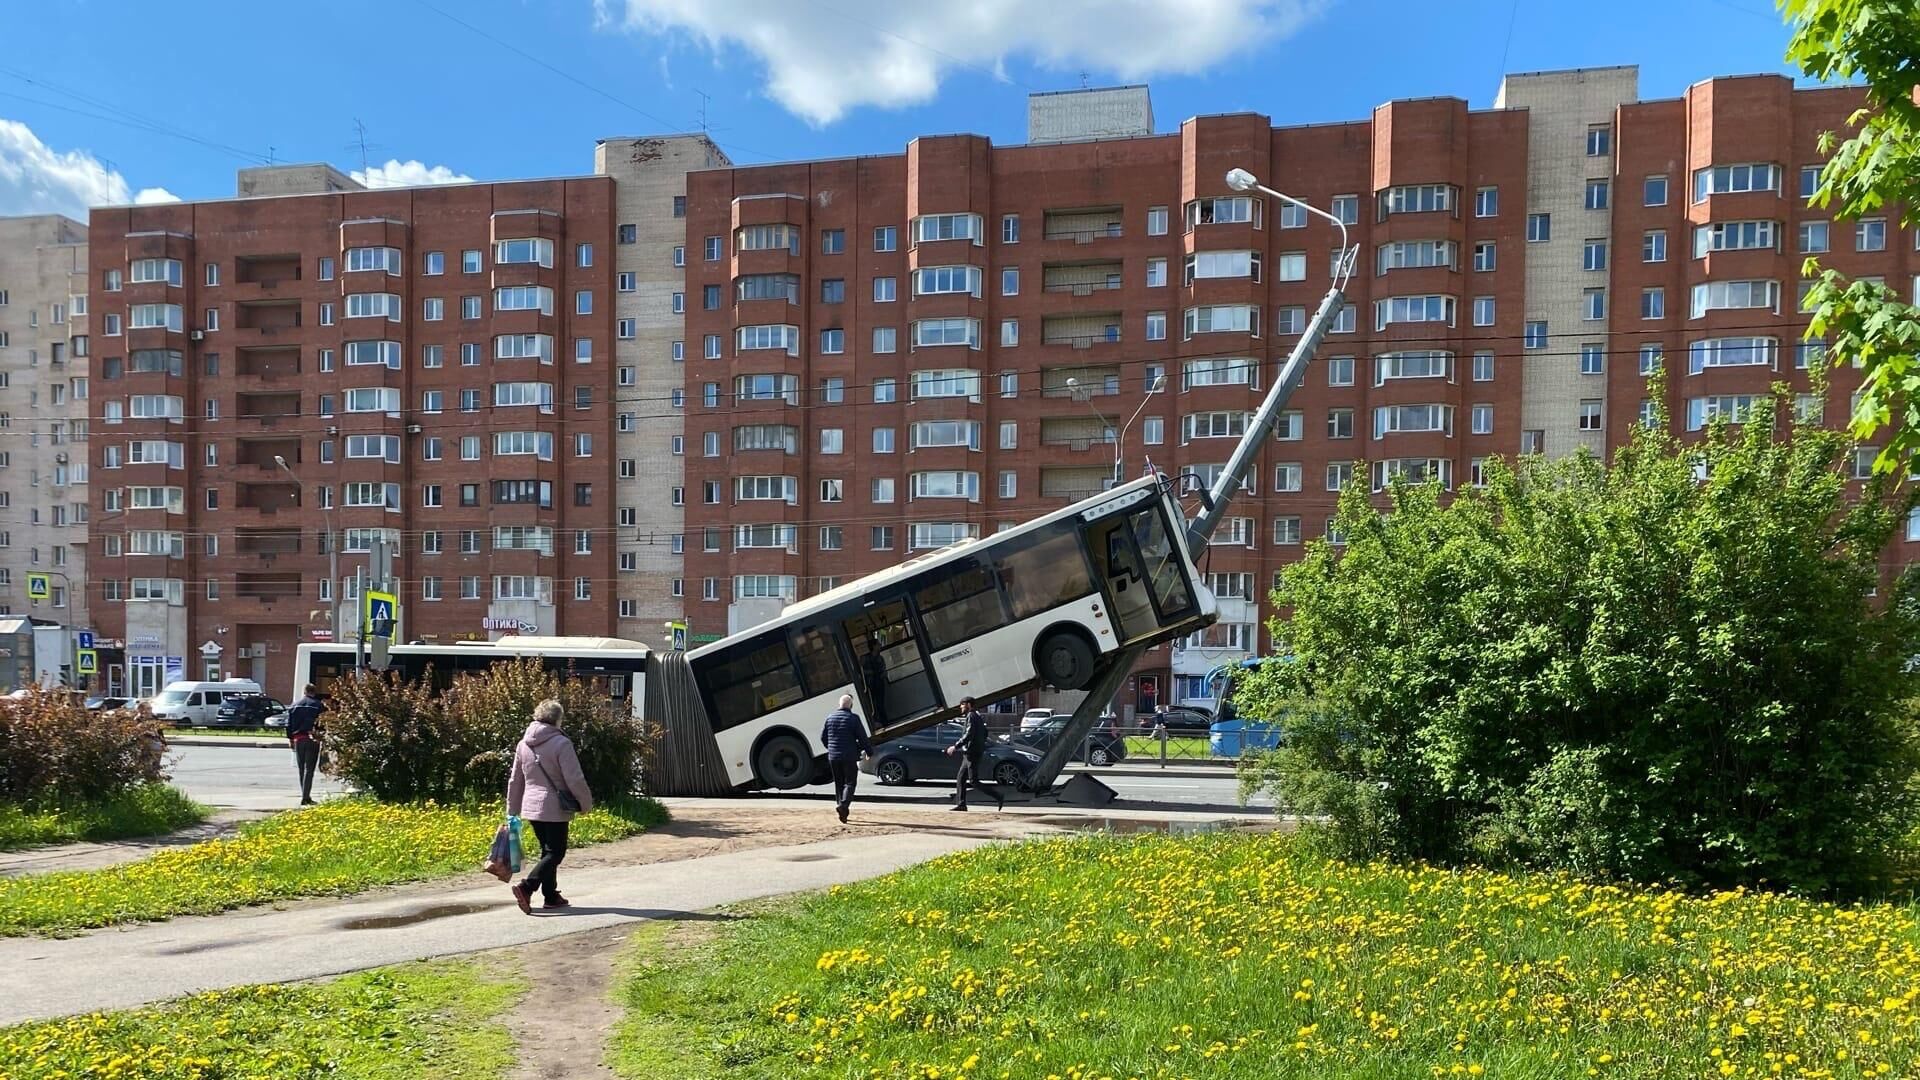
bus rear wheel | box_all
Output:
[1035,629,1098,690]
[753,733,813,790]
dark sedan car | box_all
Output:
[213,694,288,728]
[1009,713,1128,766]
[1152,705,1215,735]
[85,696,132,712]
[860,723,1044,787]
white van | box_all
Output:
[150,678,264,727]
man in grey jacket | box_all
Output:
[506,699,594,914]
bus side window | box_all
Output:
[996,528,1093,620]
[915,558,1008,649]
[789,625,849,696]
[704,637,804,731]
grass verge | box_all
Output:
[1120,734,1215,760]
[0,956,523,1079]
[0,795,667,935]
[609,832,1920,1080]
[0,783,208,852]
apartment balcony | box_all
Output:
[232,254,304,299]
[232,572,307,618]
[234,436,304,474]
[235,391,302,431]
[236,480,300,518]
[1040,465,1117,503]
[234,527,303,564]
[1040,416,1118,450]
[231,300,303,346]
[234,345,302,387]
[1042,207,1125,245]
[1041,364,1124,399]
[1040,313,1124,351]
[1042,261,1125,296]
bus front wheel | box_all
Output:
[753,732,814,790]
[1034,629,1098,690]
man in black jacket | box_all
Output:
[819,694,872,823]
[285,684,325,805]
[946,696,1003,812]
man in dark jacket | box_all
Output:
[820,694,872,823]
[946,696,1003,812]
[285,684,325,805]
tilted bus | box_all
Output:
[684,472,1217,789]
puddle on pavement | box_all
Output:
[1025,815,1257,836]
[339,902,492,930]
[778,853,838,862]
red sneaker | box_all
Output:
[509,882,532,915]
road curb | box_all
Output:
[167,735,285,748]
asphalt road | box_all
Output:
[166,744,1263,812]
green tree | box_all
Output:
[1239,392,1920,893]
[1785,0,1920,473]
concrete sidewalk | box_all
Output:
[0,825,1028,1026]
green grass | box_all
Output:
[0,783,209,852]
[1121,734,1215,760]
[0,957,523,1079]
[608,832,1920,1080]
[0,795,668,935]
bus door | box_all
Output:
[843,597,937,729]
[1089,504,1198,641]
[1088,513,1159,640]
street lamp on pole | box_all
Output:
[1113,373,1166,485]
[1224,168,1353,275]
[275,455,340,665]
[1063,377,1118,491]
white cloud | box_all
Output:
[0,117,172,218]
[351,159,475,189]
[594,0,1328,125]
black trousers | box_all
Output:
[520,819,570,902]
[953,754,998,808]
[292,739,320,802]
[829,757,860,813]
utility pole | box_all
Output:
[355,565,368,673]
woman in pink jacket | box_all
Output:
[506,698,595,913]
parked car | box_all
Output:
[1009,713,1128,766]
[213,693,288,728]
[84,696,132,712]
[1018,707,1054,734]
[1152,705,1215,735]
[861,723,1044,787]
[149,678,265,727]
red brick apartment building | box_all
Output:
[681,70,1910,711]
[86,167,616,696]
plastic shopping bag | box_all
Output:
[483,816,523,881]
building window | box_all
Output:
[1643,175,1668,207]
[1857,218,1887,252]
[1639,343,1664,375]
[1327,356,1354,386]
[1001,214,1020,243]
[1578,399,1604,431]
[1580,343,1605,375]
[821,229,845,254]
[1799,221,1829,253]
[1145,258,1167,288]
[1641,287,1666,320]
[874,276,897,302]
[1145,311,1166,341]
[1472,241,1495,272]
[1147,206,1168,236]
[1586,126,1611,156]
[1471,404,1493,435]
[1526,213,1551,243]
[1583,288,1607,321]
[1472,297,1495,327]
[1583,240,1608,271]
[1643,230,1667,262]
[1472,351,1493,382]
[1584,179,1610,210]
[1474,186,1497,217]
[1326,408,1353,439]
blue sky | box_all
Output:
[1,0,1808,217]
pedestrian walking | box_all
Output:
[505,698,595,914]
[945,696,1003,812]
[284,684,325,806]
[820,693,872,823]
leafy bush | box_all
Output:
[1240,388,1920,894]
[0,688,168,806]
[323,658,647,803]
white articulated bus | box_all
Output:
[684,472,1217,789]
[291,637,649,718]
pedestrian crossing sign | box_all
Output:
[76,649,97,676]
[364,591,398,640]
[25,573,49,601]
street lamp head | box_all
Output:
[273,455,288,468]
[1148,374,1167,393]
[1225,168,1258,192]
